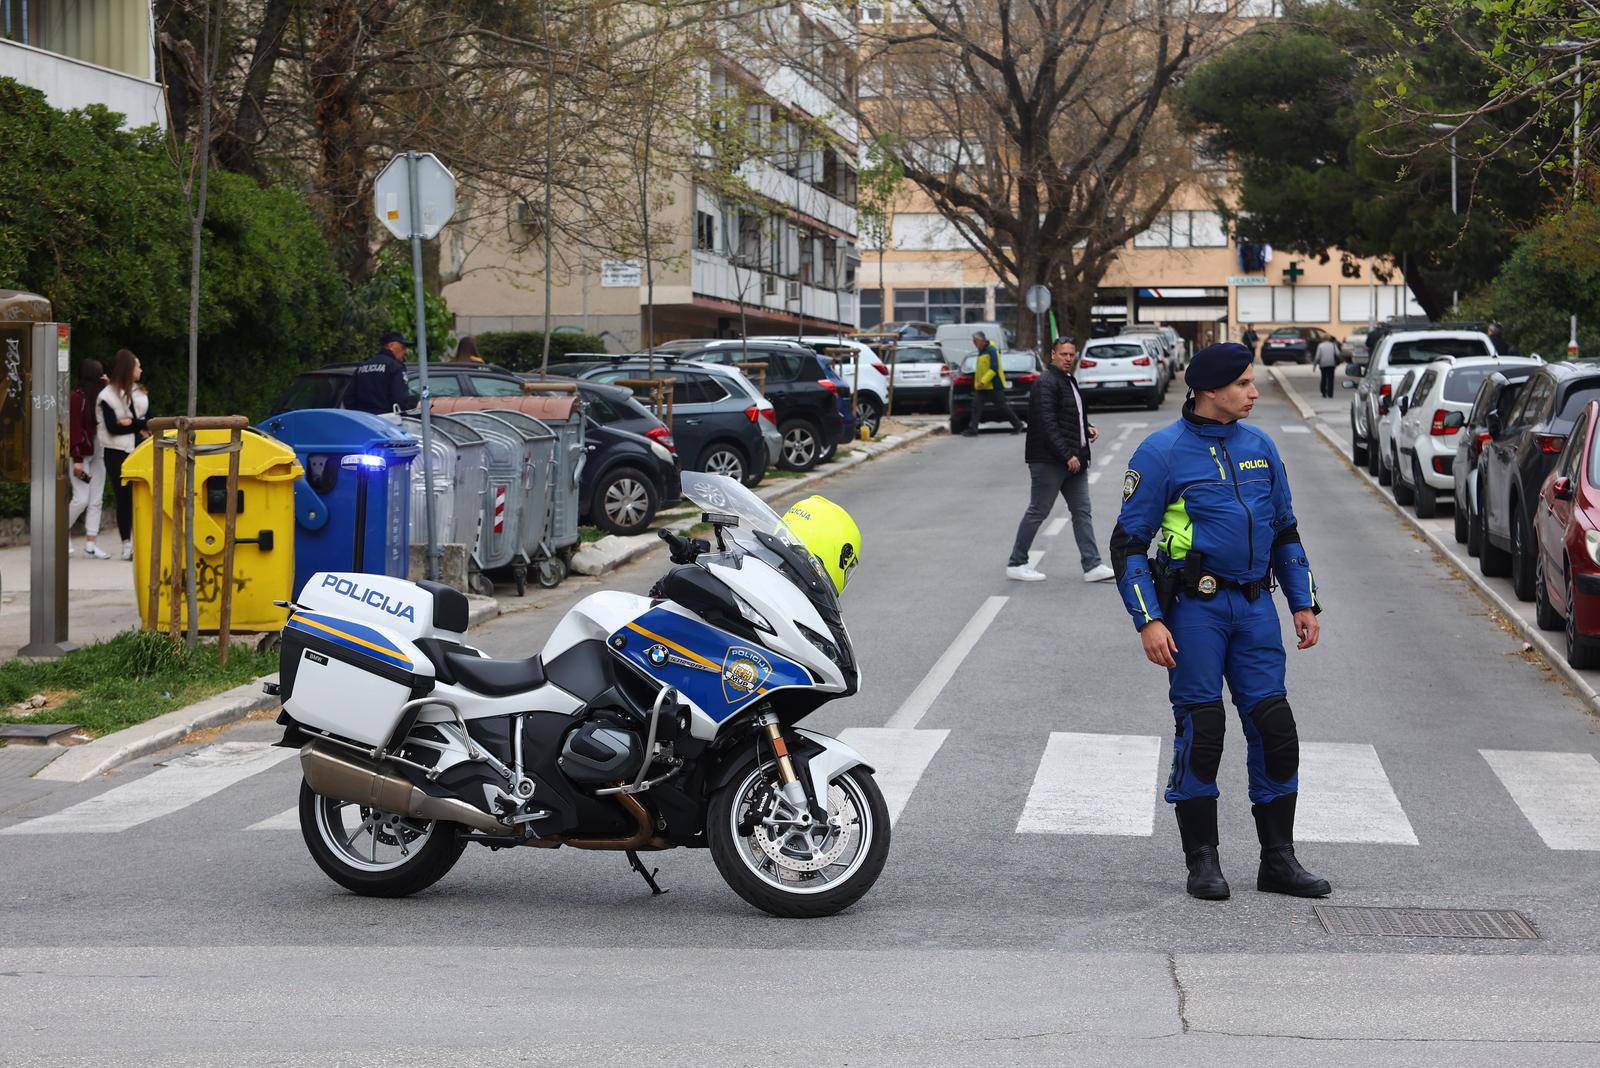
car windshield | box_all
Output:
[1443,366,1496,404]
[894,347,944,364]
[1087,344,1145,360]
[959,353,1037,373]
[1388,338,1490,366]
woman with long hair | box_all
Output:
[67,357,109,558]
[97,348,151,560]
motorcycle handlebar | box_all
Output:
[658,528,711,565]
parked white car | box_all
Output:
[884,342,952,412]
[1121,324,1185,375]
[1351,329,1498,475]
[1376,368,1419,491]
[1077,336,1163,409]
[1392,356,1543,517]
[751,335,891,435]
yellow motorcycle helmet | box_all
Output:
[781,495,862,595]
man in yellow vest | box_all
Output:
[964,331,1023,437]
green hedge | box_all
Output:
[473,331,610,373]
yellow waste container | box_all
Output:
[123,427,304,634]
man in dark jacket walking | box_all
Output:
[1006,338,1115,583]
[344,330,414,414]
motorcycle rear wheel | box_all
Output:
[708,763,889,918]
[299,780,467,897]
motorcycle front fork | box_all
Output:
[757,712,812,812]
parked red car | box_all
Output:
[1533,398,1600,668]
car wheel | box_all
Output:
[1414,458,1438,518]
[594,466,657,537]
[1510,505,1536,601]
[857,396,884,437]
[1392,452,1413,504]
[1144,387,1162,411]
[1466,495,1484,557]
[698,442,747,484]
[1366,428,1381,475]
[1351,417,1369,466]
[778,419,821,471]
[1567,567,1600,669]
[1535,550,1563,630]
[1378,445,1394,488]
[1453,493,1469,543]
[818,440,839,464]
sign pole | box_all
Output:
[20,321,73,657]
[407,151,441,582]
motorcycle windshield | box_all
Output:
[680,472,795,551]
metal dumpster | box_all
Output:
[398,413,487,553]
[442,411,538,595]
[477,409,559,588]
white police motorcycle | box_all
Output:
[272,472,887,917]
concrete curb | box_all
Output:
[33,673,282,783]
[567,423,945,580]
[1265,366,1600,715]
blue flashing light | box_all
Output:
[340,453,388,471]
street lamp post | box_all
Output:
[1539,40,1590,356]
[1430,122,1459,310]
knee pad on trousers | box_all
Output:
[1183,701,1226,784]
[1248,694,1299,783]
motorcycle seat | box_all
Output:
[442,649,547,697]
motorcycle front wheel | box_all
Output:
[298,780,467,897]
[707,763,889,918]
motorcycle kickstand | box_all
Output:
[626,849,667,896]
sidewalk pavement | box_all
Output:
[0,541,141,655]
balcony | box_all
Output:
[737,159,857,235]
[1,0,165,128]
[692,250,856,328]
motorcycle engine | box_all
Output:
[558,721,645,784]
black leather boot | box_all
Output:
[1253,794,1332,897]
[1175,797,1230,900]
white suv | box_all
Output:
[1351,329,1497,475]
[1391,355,1542,517]
[750,336,890,435]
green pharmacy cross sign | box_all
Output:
[1283,261,1304,286]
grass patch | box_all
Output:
[579,526,608,543]
[0,630,278,738]
[762,468,808,480]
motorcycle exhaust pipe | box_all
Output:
[300,741,506,836]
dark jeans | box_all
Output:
[966,388,1022,434]
[1008,462,1103,571]
[1319,365,1335,398]
[103,447,133,541]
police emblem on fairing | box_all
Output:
[722,646,772,702]
[1122,469,1141,501]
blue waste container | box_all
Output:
[257,409,419,596]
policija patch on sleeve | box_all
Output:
[1122,469,1141,501]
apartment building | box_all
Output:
[445,12,862,351]
[0,0,165,127]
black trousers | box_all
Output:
[1319,366,1336,398]
[967,389,1022,433]
[103,447,133,541]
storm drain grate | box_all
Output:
[1315,905,1538,940]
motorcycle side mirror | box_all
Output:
[1553,476,1575,501]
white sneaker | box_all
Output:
[1006,565,1047,582]
[84,542,111,560]
[67,541,75,557]
[1082,564,1115,583]
[121,540,134,561]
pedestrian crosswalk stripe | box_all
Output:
[248,807,301,831]
[1044,517,1067,538]
[837,728,949,827]
[1279,425,1312,435]
[1294,742,1418,844]
[1016,733,1161,836]
[1481,749,1600,850]
[1087,471,1102,484]
[0,742,295,836]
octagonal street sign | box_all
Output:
[373,152,457,241]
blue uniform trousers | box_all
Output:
[1164,587,1299,805]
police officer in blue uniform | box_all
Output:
[344,330,414,415]
[1110,342,1330,901]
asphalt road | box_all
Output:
[4,378,1600,1065]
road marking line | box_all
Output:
[884,595,1009,730]
[837,727,949,826]
[1294,743,1418,844]
[1279,425,1312,435]
[248,807,301,831]
[1016,732,1162,836]
[1096,456,1115,467]
[1088,471,1102,484]
[1,742,295,835]
[1482,749,1600,850]
[1044,517,1067,537]
[1028,549,1045,568]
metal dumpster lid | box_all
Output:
[120,426,304,482]
[431,395,578,422]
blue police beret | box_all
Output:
[1185,342,1253,391]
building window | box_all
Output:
[1338,284,1424,323]
[1134,210,1228,249]
[860,2,885,22]
[892,288,927,322]
[695,211,717,252]
[1237,285,1331,324]
[861,288,883,327]
[995,287,1019,338]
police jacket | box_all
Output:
[1110,400,1319,630]
[1023,365,1091,467]
[344,349,411,414]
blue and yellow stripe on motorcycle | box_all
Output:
[287,612,413,670]
[612,607,815,722]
